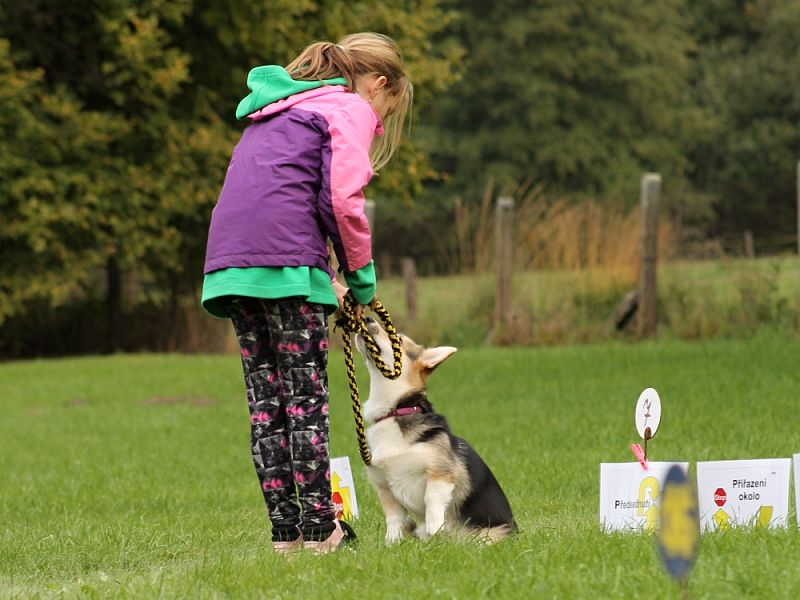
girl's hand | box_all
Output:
[353,303,366,322]
[332,279,372,322]
[332,279,348,314]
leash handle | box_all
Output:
[338,291,403,465]
[338,293,402,380]
[342,333,373,465]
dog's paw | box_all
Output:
[385,517,415,545]
[414,523,432,541]
[385,523,406,545]
[415,520,448,541]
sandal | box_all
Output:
[272,526,304,555]
[302,520,357,555]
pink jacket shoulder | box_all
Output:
[296,88,382,272]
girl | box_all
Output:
[201,33,412,554]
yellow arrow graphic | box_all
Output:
[757,505,773,527]
[712,508,730,529]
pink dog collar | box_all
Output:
[374,405,425,423]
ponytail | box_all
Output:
[285,41,357,90]
[338,33,413,171]
[286,34,413,172]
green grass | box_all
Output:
[2,333,799,598]
[372,256,800,346]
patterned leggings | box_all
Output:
[229,297,334,540]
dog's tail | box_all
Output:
[473,523,516,544]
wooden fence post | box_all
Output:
[494,196,514,337]
[106,256,122,353]
[379,252,392,279]
[637,174,661,338]
[401,257,417,321]
[744,230,755,259]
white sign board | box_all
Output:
[696,458,791,530]
[330,456,359,520]
[600,462,689,532]
[794,454,800,527]
[635,387,661,439]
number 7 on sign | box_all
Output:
[635,388,662,444]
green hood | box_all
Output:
[235,65,346,120]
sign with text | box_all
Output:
[600,462,689,532]
[794,454,800,527]
[331,456,359,521]
[696,458,791,530]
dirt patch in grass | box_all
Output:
[64,397,90,408]
[28,398,89,416]
[140,396,221,407]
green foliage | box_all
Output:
[0,38,115,322]
[0,0,462,333]
[3,0,800,353]
[662,258,799,339]
[689,0,800,235]
[0,0,206,328]
[419,0,698,201]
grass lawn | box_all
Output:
[1,333,799,598]
[371,256,800,346]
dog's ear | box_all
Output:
[419,346,458,372]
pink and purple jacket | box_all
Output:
[203,82,381,276]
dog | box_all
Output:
[355,318,516,544]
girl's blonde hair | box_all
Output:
[286,32,413,171]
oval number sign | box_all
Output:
[635,387,661,440]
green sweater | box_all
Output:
[201,262,376,319]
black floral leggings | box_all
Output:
[229,296,335,540]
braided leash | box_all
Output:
[335,292,403,465]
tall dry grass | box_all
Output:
[454,180,672,287]
[450,180,676,344]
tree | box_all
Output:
[418,0,698,202]
[0,37,118,326]
[689,0,800,239]
[0,0,463,354]
[1,0,199,350]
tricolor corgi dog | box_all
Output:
[355,318,516,544]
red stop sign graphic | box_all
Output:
[714,488,727,506]
[332,491,344,519]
